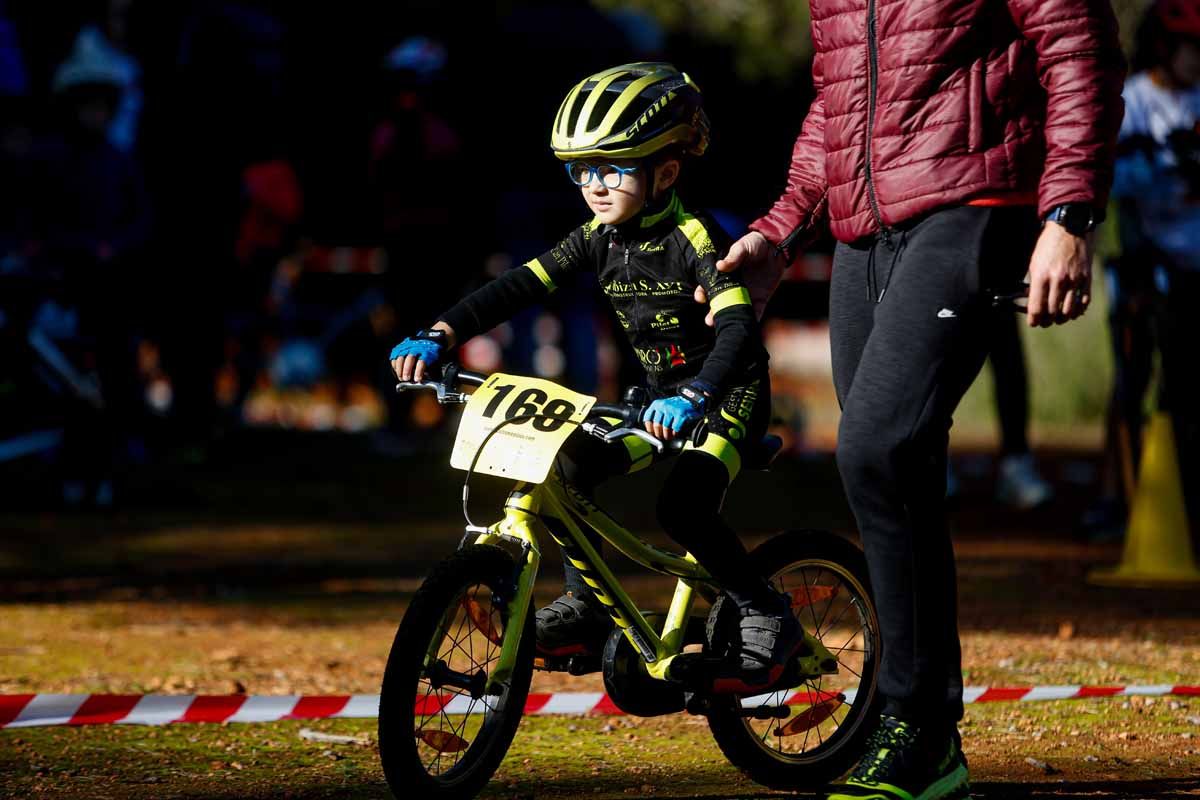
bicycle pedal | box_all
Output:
[664,652,726,690]
[668,652,806,696]
[533,653,601,675]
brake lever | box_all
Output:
[394,380,467,404]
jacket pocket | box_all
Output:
[967,60,985,153]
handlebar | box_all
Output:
[394,363,684,454]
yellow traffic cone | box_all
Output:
[1090,411,1200,587]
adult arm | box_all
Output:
[700,49,829,322]
[1006,0,1126,325]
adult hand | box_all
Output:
[1025,223,1094,327]
[694,231,789,325]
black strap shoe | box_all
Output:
[534,592,613,657]
[711,587,804,694]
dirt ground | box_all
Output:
[1,435,1198,798]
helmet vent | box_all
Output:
[586,83,624,132]
[613,97,646,134]
[565,84,591,137]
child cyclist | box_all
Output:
[389,63,799,690]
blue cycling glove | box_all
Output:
[643,380,717,435]
[390,329,449,376]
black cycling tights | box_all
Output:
[550,427,763,602]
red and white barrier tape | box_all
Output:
[1,686,1196,729]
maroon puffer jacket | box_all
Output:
[750,0,1126,248]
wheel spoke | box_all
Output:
[810,678,825,747]
[798,566,823,638]
[837,660,863,681]
[815,594,856,646]
[813,571,837,636]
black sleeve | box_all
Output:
[696,304,761,389]
[437,265,549,343]
[437,223,596,342]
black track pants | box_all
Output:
[830,205,1038,727]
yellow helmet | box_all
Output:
[551,62,710,161]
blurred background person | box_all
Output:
[60,0,141,153]
[986,318,1055,510]
[24,27,150,506]
[1087,0,1200,540]
[947,319,1056,511]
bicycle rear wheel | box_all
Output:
[378,544,534,800]
[706,529,882,788]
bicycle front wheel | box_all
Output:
[378,544,534,800]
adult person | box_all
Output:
[1101,0,1200,535]
[700,1,1125,796]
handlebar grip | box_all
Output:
[449,364,487,387]
[589,402,644,427]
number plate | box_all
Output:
[450,373,596,484]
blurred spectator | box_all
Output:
[0,0,27,99]
[23,37,151,505]
[369,35,462,320]
[987,321,1053,510]
[0,0,30,264]
[213,159,304,417]
[38,42,150,265]
[236,160,303,270]
[367,36,464,438]
[160,1,288,445]
[947,319,1054,509]
[1090,0,1200,538]
[56,0,142,152]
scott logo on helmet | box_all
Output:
[625,90,677,138]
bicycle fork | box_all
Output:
[465,484,543,695]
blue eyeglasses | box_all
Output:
[564,161,639,189]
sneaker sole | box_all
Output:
[918,765,970,800]
[827,766,970,800]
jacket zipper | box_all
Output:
[865,0,893,246]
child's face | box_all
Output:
[577,158,647,225]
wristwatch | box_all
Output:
[1044,203,1103,236]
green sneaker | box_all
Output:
[827,715,970,800]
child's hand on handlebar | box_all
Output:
[390,327,453,383]
[642,380,715,441]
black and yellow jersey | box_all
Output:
[438,191,767,391]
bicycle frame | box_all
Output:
[472,464,718,693]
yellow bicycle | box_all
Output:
[378,364,882,799]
